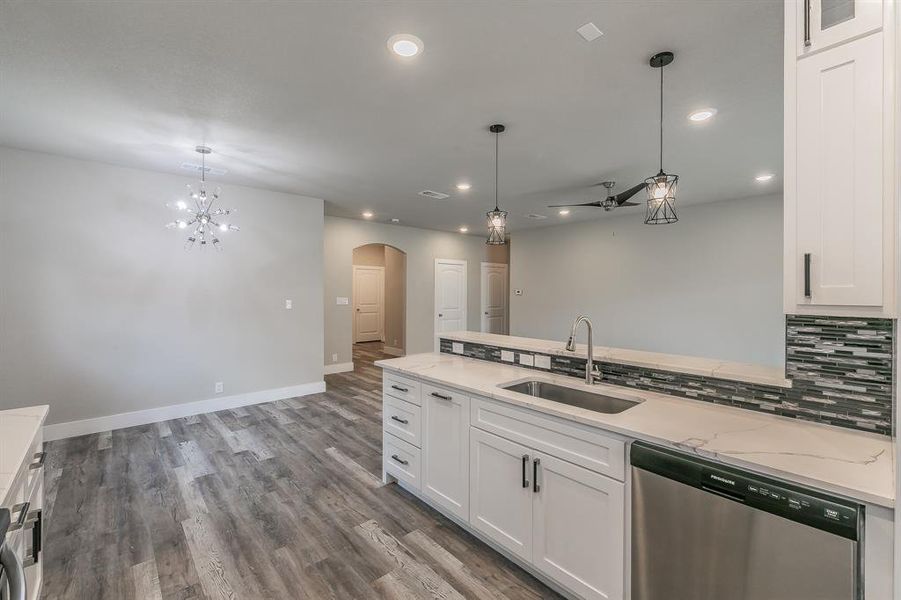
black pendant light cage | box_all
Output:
[645,52,678,225]
[486,124,508,245]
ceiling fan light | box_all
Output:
[644,172,678,225]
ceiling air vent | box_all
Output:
[418,190,450,200]
[524,213,547,220]
[180,162,228,176]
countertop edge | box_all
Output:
[377,360,893,509]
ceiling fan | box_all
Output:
[549,180,644,212]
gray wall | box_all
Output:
[510,195,784,366]
[0,147,324,425]
[383,245,406,352]
[325,216,500,366]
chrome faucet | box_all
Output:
[566,315,601,385]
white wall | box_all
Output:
[325,216,500,366]
[0,147,325,426]
[510,195,784,366]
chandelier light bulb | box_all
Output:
[177,220,187,229]
[219,223,228,232]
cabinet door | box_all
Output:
[532,453,625,600]
[795,32,884,307]
[796,0,882,56]
[422,386,470,521]
[469,428,533,562]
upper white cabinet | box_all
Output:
[784,1,896,317]
[795,0,883,56]
[421,384,471,521]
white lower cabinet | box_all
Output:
[532,452,624,600]
[422,385,470,521]
[469,428,533,562]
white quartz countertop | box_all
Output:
[377,353,895,508]
[439,331,792,388]
[0,405,49,506]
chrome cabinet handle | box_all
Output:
[390,384,409,393]
[390,415,409,425]
[521,454,530,488]
[391,454,409,466]
[803,0,811,47]
[8,502,29,532]
[430,392,452,401]
[804,253,812,298]
[532,458,541,493]
[29,452,46,471]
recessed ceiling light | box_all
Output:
[388,34,423,58]
[390,218,400,223]
[755,173,775,182]
[362,211,374,218]
[688,108,717,122]
[455,182,472,191]
[558,209,571,216]
[459,226,469,233]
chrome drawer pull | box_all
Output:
[8,502,29,532]
[29,452,46,471]
[390,385,409,393]
[430,392,452,401]
[391,454,409,466]
[390,415,409,425]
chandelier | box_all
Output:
[645,52,678,225]
[166,146,239,249]
[486,124,508,245]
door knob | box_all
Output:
[438,313,443,317]
[484,312,488,315]
[356,308,360,312]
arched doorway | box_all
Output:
[352,243,406,356]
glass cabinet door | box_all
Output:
[797,0,882,56]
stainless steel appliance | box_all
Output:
[0,509,26,600]
[631,442,862,600]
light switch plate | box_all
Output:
[452,342,464,354]
[535,355,551,369]
[336,297,349,305]
[501,350,515,362]
[285,299,293,310]
[519,353,534,367]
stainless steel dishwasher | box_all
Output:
[631,442,863,600]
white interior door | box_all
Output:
[480,262,508,334]
[353,265,384,343]
[434,259,467,349]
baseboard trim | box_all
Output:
[323,362,354,375]
[43,381,326,441]
[383,346,405,357]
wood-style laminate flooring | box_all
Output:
[41,342,563,600]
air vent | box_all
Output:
[418,190,450,200]
[180,162,228,176]
[524,213,547,220]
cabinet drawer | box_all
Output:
[422,382,468,406]
[384,396,422,448]
[384,373,421,406]
[471,397,626,481]
[384,433,421,491]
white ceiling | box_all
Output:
[0,1,783,234]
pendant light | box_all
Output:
[486,124,508,245]
[645,51,678,225]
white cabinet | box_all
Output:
[469,428,533,562]
[794,32,885,308]
[795,0,882,56]
[422,384,470,521]
[784,0,895,317]
[532,453,624,600]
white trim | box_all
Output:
[324,361,354,374]
[43,381,326,441]
[383,346,405,357]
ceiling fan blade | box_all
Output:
[547,201,604,208]
[612,182,646,206]
[618,201,639,207]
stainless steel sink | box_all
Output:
[500,380,641,414]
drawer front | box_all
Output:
[383,396,422,448]
[384,373,421,406]
[422,382,467,406]
[384,433,421,491]
[471,397,626,481]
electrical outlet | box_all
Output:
[501,350,515,362]
[452,342,464,354]
[535,355,551,369]
[285,299,293,309]
[332,353,339,363]
[215,382,224,394]
[519,353,534,367]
